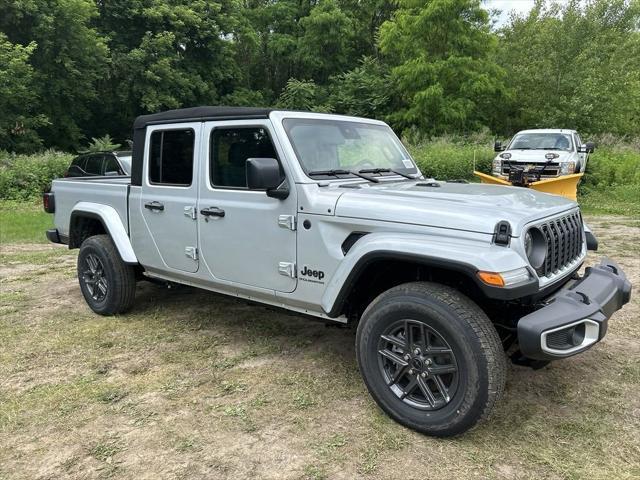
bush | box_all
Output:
[578,142,640,216]
[580,145,640,190]
[405,133,494,181]
[0,150,72,200]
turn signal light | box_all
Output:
[477,271,505,287]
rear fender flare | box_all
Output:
[70,202,137,264]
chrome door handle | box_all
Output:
[144,201,164,211]
[200,207,225,218]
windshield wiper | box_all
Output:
[308,169,379,183]
[358,167,417,180]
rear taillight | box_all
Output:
[43,192,55,213]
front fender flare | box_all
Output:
[321,232,537,317]
[70,202,138,264]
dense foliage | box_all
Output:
[3,140,638,218]
[0,0,638,153]
[0,151,71,200]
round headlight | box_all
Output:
[525,231,533,257]
[525,227,547,271]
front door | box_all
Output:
[198,120,297,293]
[139,124,200,273]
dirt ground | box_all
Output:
[1,215,638,480]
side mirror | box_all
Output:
[494,141,505,152]
[246,158,288,199]
[578,142,595,154]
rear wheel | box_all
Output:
[78,235,136,315]
[356,282,506,437]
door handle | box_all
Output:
[144,201,164,211]
[200,207,225,218]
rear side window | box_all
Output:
[210,127,277,188]
[149,129,194,186]
[84,155,103,176]
[103,155,121,175]
[67,156,88,176]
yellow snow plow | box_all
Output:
[473,171,583,201]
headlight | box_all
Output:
[492,158,502,173]
[560,161,576,174]
[477,267,531,287]
[525,227,546,271]
[499,153,511,159]
[525,231,533,257]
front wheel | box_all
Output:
[77,235,136,315]
[356,282,506,437]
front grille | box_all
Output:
[502,163,560,177]
[538,211,583,277]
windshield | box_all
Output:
[508,133,573,151]
[283,118,417,177]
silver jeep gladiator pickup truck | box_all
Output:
[44,107,631,437]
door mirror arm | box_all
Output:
[266,181,290,200]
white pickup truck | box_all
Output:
[43,107,631,436]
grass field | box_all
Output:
[0,201,53,244]
[1,204,639,479]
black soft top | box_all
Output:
[131,106,275,185]
[133,106,274,130]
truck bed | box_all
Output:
[52,176,131,239]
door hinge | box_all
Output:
[183,205,197,220]
[278,215,296,231]
[185,246,198,260]
[278,262,296,278]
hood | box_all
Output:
[334,180,577,236]
[499,150,573,163]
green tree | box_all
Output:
[0,0,109,150]
[379,0,509,134]
[326,57,392,118]
[277,79,323,110]
[0,33,48,153]
[498,0,640,136]
[92,0,241,141]
[298,0,355,83]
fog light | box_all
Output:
[570,323,586,346]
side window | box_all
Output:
[68,156,87,177]
[210,127,277,188]
[573,134,582,150]
[149,129,194,186]
[103,155,121,175]
[85,155,103,176]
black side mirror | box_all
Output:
[246,158,288,199]
[494,141,505,152]
[578,141,595,154]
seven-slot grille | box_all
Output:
[537,211,584,277]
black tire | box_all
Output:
[356,282,506,437]
[77,235,136,315]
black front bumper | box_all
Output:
[517,258,631,361]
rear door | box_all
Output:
[139,124,200,273]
